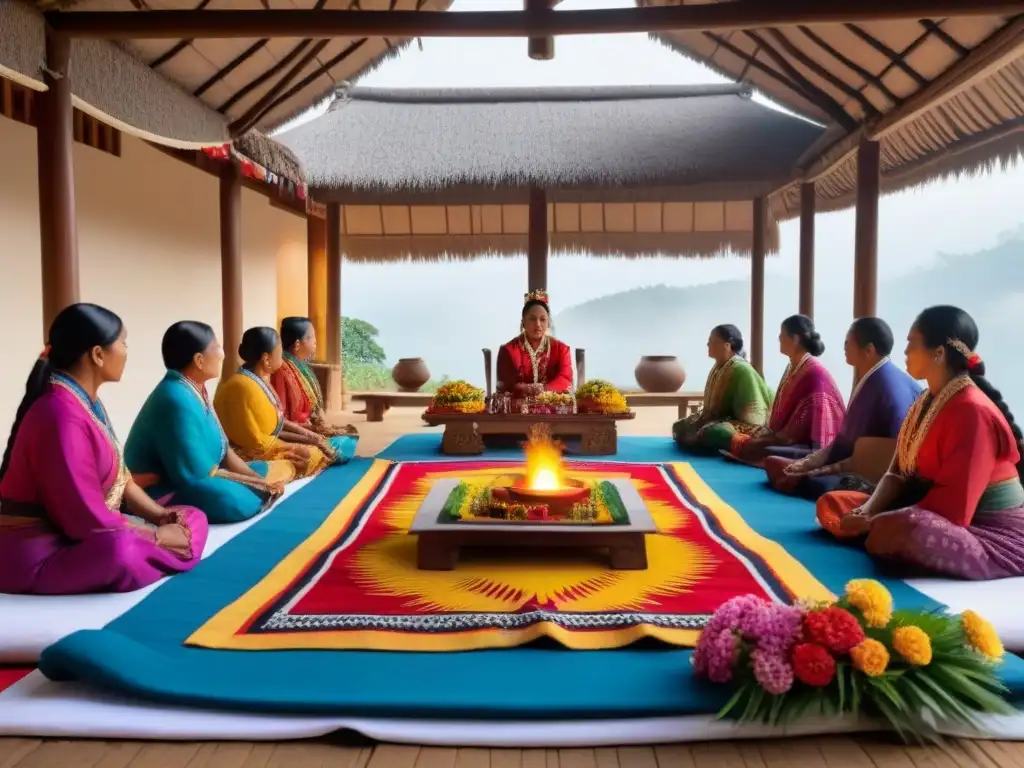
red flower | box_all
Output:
[791,643,836,687]
[803,606,865,654]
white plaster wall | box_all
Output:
[0,117,305,439]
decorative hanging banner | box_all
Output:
[201,143,307,203]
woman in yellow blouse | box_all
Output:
[214,327,333,479]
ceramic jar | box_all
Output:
[391,358,430,391]
[634,355,686,393]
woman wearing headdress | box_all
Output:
[727,314,846,465]
[0,304,208,594]
[495,289,574,396]
[817,306,1024,580]
[270,316,358,465]
[673,324,773,452]
[214,327,333,479]
[125,321,293,524]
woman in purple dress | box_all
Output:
[0,303,208,594]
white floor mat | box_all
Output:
[0,478,314,663]
[908,577,1024,653]
[2,671,1024,745]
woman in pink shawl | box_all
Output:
[0,303,208,594]
[728,314,846,466]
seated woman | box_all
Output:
[214,327,334,479]
[728,314,846,466]
[673,324,772,452]
[816,306,1024,580]
[271,316,358,465]
[764,317,921,500]
[0,304,208,594]
[496,289,573,396]
[125,321,293,524]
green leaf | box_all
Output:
[850,670,863,714]
[912,672,977,726]
[716,683,749,720]
[741,685,765,723]
[836,662,847,714]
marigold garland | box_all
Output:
[575,379,629,414]
[426,380,485,414]
[694,581,1013,743]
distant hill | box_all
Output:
[554,231,1024,411]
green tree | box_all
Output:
[341,317,386,366]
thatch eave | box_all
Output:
[233,131,306,187]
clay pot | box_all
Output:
[391,358,431,392]
[634,355,686,393]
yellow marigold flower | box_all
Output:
[850,638,890,677]
[892,625,932,666]
[844,578,893,628]
[961,610,1004,661]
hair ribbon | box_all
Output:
[40,345,51,361]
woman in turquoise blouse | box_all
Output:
[125,321,292,524]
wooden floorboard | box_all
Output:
[3,738,1024,768]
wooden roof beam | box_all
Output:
[45,0,1024,40]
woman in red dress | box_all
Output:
[816,305,1024,580]
[496,289,574,395]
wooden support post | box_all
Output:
[324,202,343,412]
[528,187,548,292]
[219,162,243,380]
[37,28,79,336]
[750,197,766,376]
[527,0,554,60]
[798,182,816,319]
[853,139,881,319]
[306,213,328,360]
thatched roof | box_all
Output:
[233,131,306,187]
[277,84,823,262]
[282,84,823,198]
[645,1,1024,215]
[17,0,451,139]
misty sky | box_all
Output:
[281,0,1024,331]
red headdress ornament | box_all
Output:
[40,344,51,361]
[947,338,982,372]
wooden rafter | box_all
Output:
[252,39,369,130]
[195,40,267,99]
[920,19,971,55]
[229,39,332,134]
[762,29,880,117]
[742,30,859,129]
[843,23,929,87]
[149,0,211,69]
[796,25,902,107]
[43,0,1024,40]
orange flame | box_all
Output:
[524,424,565,491]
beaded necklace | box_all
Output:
[49,372,128,511]
[895,374,973,476]
[520,334,550,384]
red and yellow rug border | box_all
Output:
[187,460,832,652]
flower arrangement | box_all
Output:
[426,380,486,414]
[575,380,629,415]
[693,581,1012,743]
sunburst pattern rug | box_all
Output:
[187,459,831,652]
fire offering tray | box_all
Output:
[439,475,628,524]
[410,478,657,571]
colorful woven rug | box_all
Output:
[188,459,830,652]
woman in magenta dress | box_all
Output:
[729,314,846,465]
[817,306,1024,580]
[496,289,574,395]
[0,303,208,594]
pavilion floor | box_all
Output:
[3,405,1020,764]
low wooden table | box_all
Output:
[421,411,636,456]
[624,391,704,419]
[410,478,657,571]
[352,391,433,422]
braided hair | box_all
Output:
[914,305,1024,480]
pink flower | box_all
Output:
[751,649,795,695]
[756,603,804,656]
[702,628,740,684]
[705,595,765,636]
